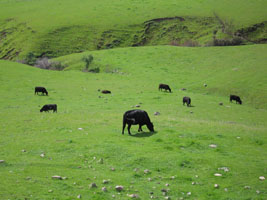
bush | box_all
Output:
[25,52,37,66]
[34,57,65,70]
[82,55,94,70]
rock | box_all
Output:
[77,194,82,199]
[21,149,26,152]
[48,190,53,193]
[134,168,139,172]
[244,186,251,189]
[161,189,168,193]
[236,136,241,139]
[204,83,207,87]
[154,112,160,116]
[187,192,191,196]
[181,88,186,91]
[62,177,68,180]
[78,128,83,130]
[144,169,150,174]
[89,183,97,188]
[165,197,171,200]
[224,188,228,192]
[97,158,104,164]
[0,160,5,163]
[135,105,141,108]
[209,144,217,148]
[103,180,109,184]
[52,176,62,180]
[259,176,265,180]
[148,178,152,181]
[214,184,219,188]
[112,194,115,198]
[40,153,45,158]
[219,102,223,106]
[170,176,175,179]
[127,194,139,198]
[115,185,123,192]
[192,182,196,185]
[195,175,199,178]
[214,173,222,177]
[190,111,193,114]
[165,183,169,187]
[256,190,260,194]
[102,187,107,192]
[218,167,229,172]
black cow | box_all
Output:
[122,110,154,135]
[40,104,57,112]
[183,96,191,107]
[35,87,48,96]
[230,95,242,104]
[159,84,172,92]
[101,90,111,94]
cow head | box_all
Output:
[147,122,154,132]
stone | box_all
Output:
[154,112,160,116]
[244,186,251,189]
[165,197,171,200]
[89,183,97,188]
[77,194,82,199]
[181,88,186,91]
[127,194,139,198]
[187,192,191,196]
[214,173,222,177]
[224,188,228,192]
[52,176,62,180]
[218,167,229,172]
[209,144,217,148]
[102,187,107,192]
[78,128,83,130]
[148,178,152,181]
[214,184,219,188]
[144,169,150,174]
[204,83,207,87]
[103,180,109,184]
[98,158,104,164]
[170,176,175,179]
[40,153,45,158]
[115,185,123,192]
[134,168,139,172]
[165,183,169,187]
[21,149,26,152]
[256,190,260,194]
[48,190,53,193]
[0,160,5,163]
[219,102,223,106]
[135,105,141,108]
[259,176,265,180]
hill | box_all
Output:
[0,44,266,199]
[0,0,267,60]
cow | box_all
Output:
[35,87,48,96]
[230,95,242,104]
[122,109,154,135]
[183,96,191,107]
[159,84,172,92]
[101,90,111,94]
[40,104,57,112]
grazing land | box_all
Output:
[0,45,267,199]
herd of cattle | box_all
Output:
[35,84,243,135]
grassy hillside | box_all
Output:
[0,44,266,199]
[55,44,267,109]
[0,0,267,59]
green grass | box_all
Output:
[0,44,266,199]
[0,0,267,59]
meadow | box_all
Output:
[0,45,266,199]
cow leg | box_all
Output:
[138,124,143,132]
[122,122,126,134]
[127,124,132,135]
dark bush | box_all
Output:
[82,55,94,70]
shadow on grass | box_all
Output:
[131,131,158,138]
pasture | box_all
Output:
[0,45,266,199]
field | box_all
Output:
[0,45,267,199]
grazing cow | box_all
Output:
[35,87,48,96]
[230,95,242,104]
[159,84,172,92]
[183,96,191,107]
[40,104,57,112]
[122,109,154,135]
[101,90,111,94]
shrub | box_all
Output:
[34,57,65,70]
[25,52,37,66]
[82,55,94,70]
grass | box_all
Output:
[0,44,266,199]
[0,0,267,59]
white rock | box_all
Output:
[218,167,229,172]
[187,192,191,196]
[112,194,115,198]
[165,183,169,187]
[98,158,104,164]
[103,180,109,184]
[135,105,140,107]
[259,176,265,180]
[209,144,217,148]
[170,176,175,179]
[148,178,152,181]
[214,173,222,177]
[0,160,5,163]
[144,169,150,174]
[165,197,171,200]
[40,153,45,158]
[89,183,97,188]
[244,186,251,189]
[224,188,228,192]
[77,194,82,199]
[78,128,83,130]
[21,149,26,152]
[214,184,219,188]
[102,187,107,192]
[127,194,139,198]
[154,112,160,116]
[48,190,53,193]
[115,185,123,192]
[256,190,260,194]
